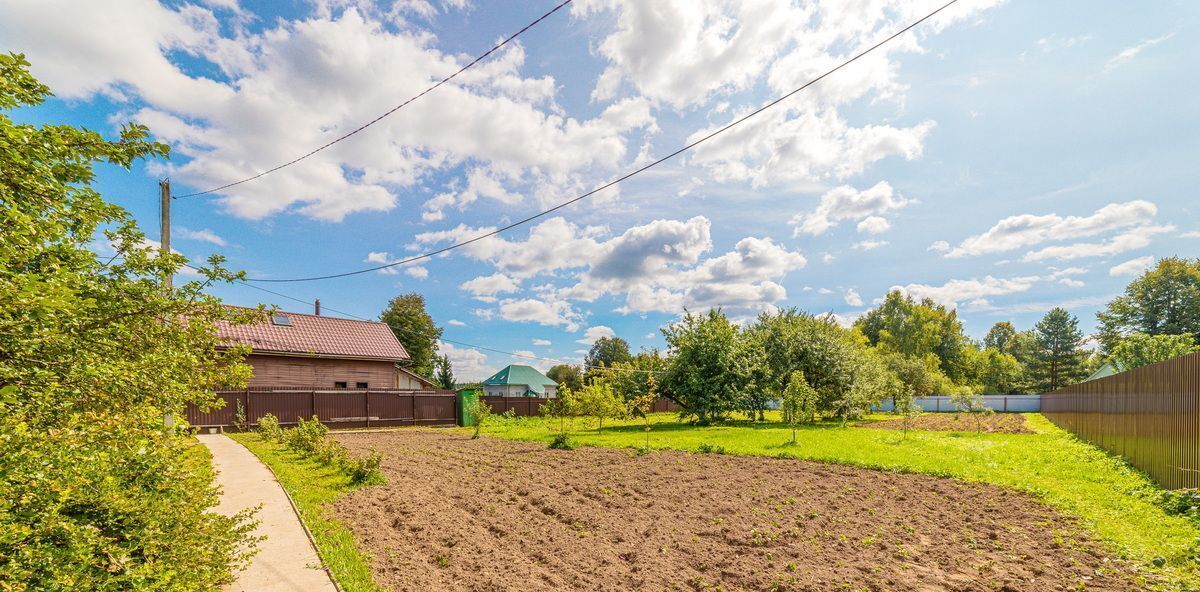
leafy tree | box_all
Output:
[434,354,455,389]
[1109,333,1200,372]
[1029,307,1089,392]
[855,290,974,383]
[571,382,627,432]
[584,336,632,382]
[950,390,994,433]
[546,363,583,392]
[660,309,761,424]
[977,348,1024,395]
[780,370,818,444]
[380,293,443,379]
[627,376,658,451]
[748,309,865,418]
[885,353,950,401]
[0,53,255,589]
[595,349,666,403]
[466,395,493,439]
[983,321,1018,354]
[1096,257,1200,353]
[541,386,578,441]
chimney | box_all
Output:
[314,299,321,316]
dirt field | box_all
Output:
[333,430,1134,592]
[862,413,1035,434]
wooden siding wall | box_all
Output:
[245,354,397,388]
[1042,352,1199,490]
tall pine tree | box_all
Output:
[1030,307,1088,392]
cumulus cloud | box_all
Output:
[894,275,1041,309]
[576,326,616,345]
[460,273,521,300]
[498,297,583,332]
[176,227,228,246]
[852,239,888,250]
[1109,256,1155,277]
[927,240,950,253]
[844,288,863,306]
[446,319,467,326]
[532,338,551,346]
[1022,225,1173,262]
[791,182,908,236]
[438,340,491,381]
[943,200,1161,258]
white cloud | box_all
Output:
[576,326,616,345]
[856,216,891,235]
[1109,256,1155,277]
[1180,231,1200,239]
[438,340,491,381]
[1105,34,1173,72]
[791,182,909,236]
[460,273,521,299]
[1059,278,1085,288]
[944,200,1159,258]
[821,253,835,264]
[1037,34,1092,53]
[1022,225,1173,262]
[532,338,552,346]
[844,288,863,307]
[928,240,950,253]
[894,275,1041,309]
[446,319,467,326]
[176,227,227,246]
[852,239,889,251]
[404,265,429,279]
[498,297,582,332]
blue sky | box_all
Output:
[3,0,1197,379]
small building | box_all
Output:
[482,364,558,398]
[217,308,427,389]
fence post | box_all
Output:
[365,389,371,429]
[310,389,316,422]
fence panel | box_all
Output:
[1042,352,1199,490]
[187,388,456,430]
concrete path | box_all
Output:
[198,434,339,592]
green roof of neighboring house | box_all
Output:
[482,364,557,388]
[1086,361,1123,381]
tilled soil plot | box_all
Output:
[333,430,1135,592]
[862,414,1034,434]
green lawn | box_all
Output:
[229,433,384,592]
[475,412,1200,589]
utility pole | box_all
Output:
[160,179,175,428]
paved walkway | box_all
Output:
[198,434,338,592]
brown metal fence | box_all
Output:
[1042,352,1199,490]
[481,396,683,417]
[187,387,457,429]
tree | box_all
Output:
[466,396,493,439]
[434,354,455,389]
[594,350,666,403]
[855,290,975,384]
[1029,308,1089,392]
[572,382,627,432]
[628,376,658,450]
[950,390,994,433]
[0,54,254,589]
[1096,257,1200,353]
[660,309,761,424]
[977,349,1024,395]
[983,322,1018,354]
[1109,333,1200,372]
[780,370,818,444]
[584,336,632,382]
[546,364,583,392]
[748,309,868,419]
[380,293,443,379]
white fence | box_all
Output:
[875,395,1041,413]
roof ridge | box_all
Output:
[223,304,384,325]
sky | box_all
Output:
[3,0,1198,380]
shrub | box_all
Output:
[548,433,575,450]
[697,442,726,455]
[345,450,385,486]
[256,413,283,442]
[285,416,329,455]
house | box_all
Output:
[1086,360,1122,381]
[481,364,558,398]
[217,308,432,389]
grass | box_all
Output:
[229,433,384,592]
[475,411,1200,589]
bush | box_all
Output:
[256,413,283,442]
[696,442,726,455]
[548,433,575,450]
[285,416,329,455]
[345,450,385,486]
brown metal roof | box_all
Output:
[217,308,409,362]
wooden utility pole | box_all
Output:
[160,179,175,428]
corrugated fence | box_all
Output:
[188,387,457,429]
[876,395,1042,413]
[1042,352,1199,490]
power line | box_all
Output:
[242,0,959,283]
[171,0,574,199]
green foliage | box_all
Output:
[571,382,627,432]
[977,348,1025,394]
[696,442,726,455]
[780,370,818,444]
[0,53,256,590]
[583,336,632,383]
[548,433,575,450]
[546,364,583,392]
[660,309,761,424]
[855,290,974,383]
[1029,307,1090,392]
[1109,333,1199,372]
[434,354,455,389]
[627,377,658,449]
[234,398,249,432]
[983,321,1018,354]
[278,417,384,485]
[379,293,443,379]
[1096,257,1200,354]
[949,390,994,433]
[257,413,283,441]
[466,396,493,439]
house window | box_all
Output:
[270,314,293,326]
[356,382,368,389]
[334,381,347,388]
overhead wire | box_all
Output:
[171,0,574,199]
[241,0,960,283]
